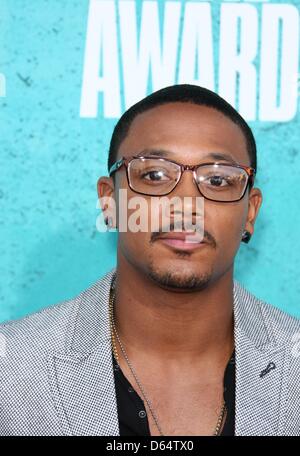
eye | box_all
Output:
[204,175,231,187]
[141,169,170,181]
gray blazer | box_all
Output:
[0,267,300,436]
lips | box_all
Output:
[155,231,208,251]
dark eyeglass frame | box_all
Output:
[109,155,256,202]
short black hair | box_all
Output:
[107,84,257,175]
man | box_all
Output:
[1,85,299,436]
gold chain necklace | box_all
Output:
[109,277,227,436]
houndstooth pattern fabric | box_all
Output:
[0,267,300,436]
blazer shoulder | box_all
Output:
[0,295,80,357]
[260,298,300,344]
[234,280,300,346]
[0,267,116,357]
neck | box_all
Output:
[113,254,234,365]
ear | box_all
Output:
[244,187,263,235]
[97,176,115,212]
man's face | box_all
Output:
[99,102,262,291]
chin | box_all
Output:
[147,264,213,292]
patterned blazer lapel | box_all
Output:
[233,282,287,436]
[47,341,119,436]
[47,268,119,436]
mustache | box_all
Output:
[150,222,216,248]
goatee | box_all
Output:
[148,267,212,292]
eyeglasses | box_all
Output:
[109,155,256,202]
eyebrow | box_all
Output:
[134,148,239,164]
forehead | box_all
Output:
[118,102,250,166]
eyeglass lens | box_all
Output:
[127,158,249,201]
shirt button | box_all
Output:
[139,410,147,419]
[114,364,120,371]
[128,386,134,393]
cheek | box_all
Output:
[206,202,248,249]
[118,231,152,270]
[117,191,153,258]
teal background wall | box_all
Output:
[0,0,299,323]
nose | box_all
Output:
[172,167,201,198]
[167,169,204,231]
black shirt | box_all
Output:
[112,350,235,436]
